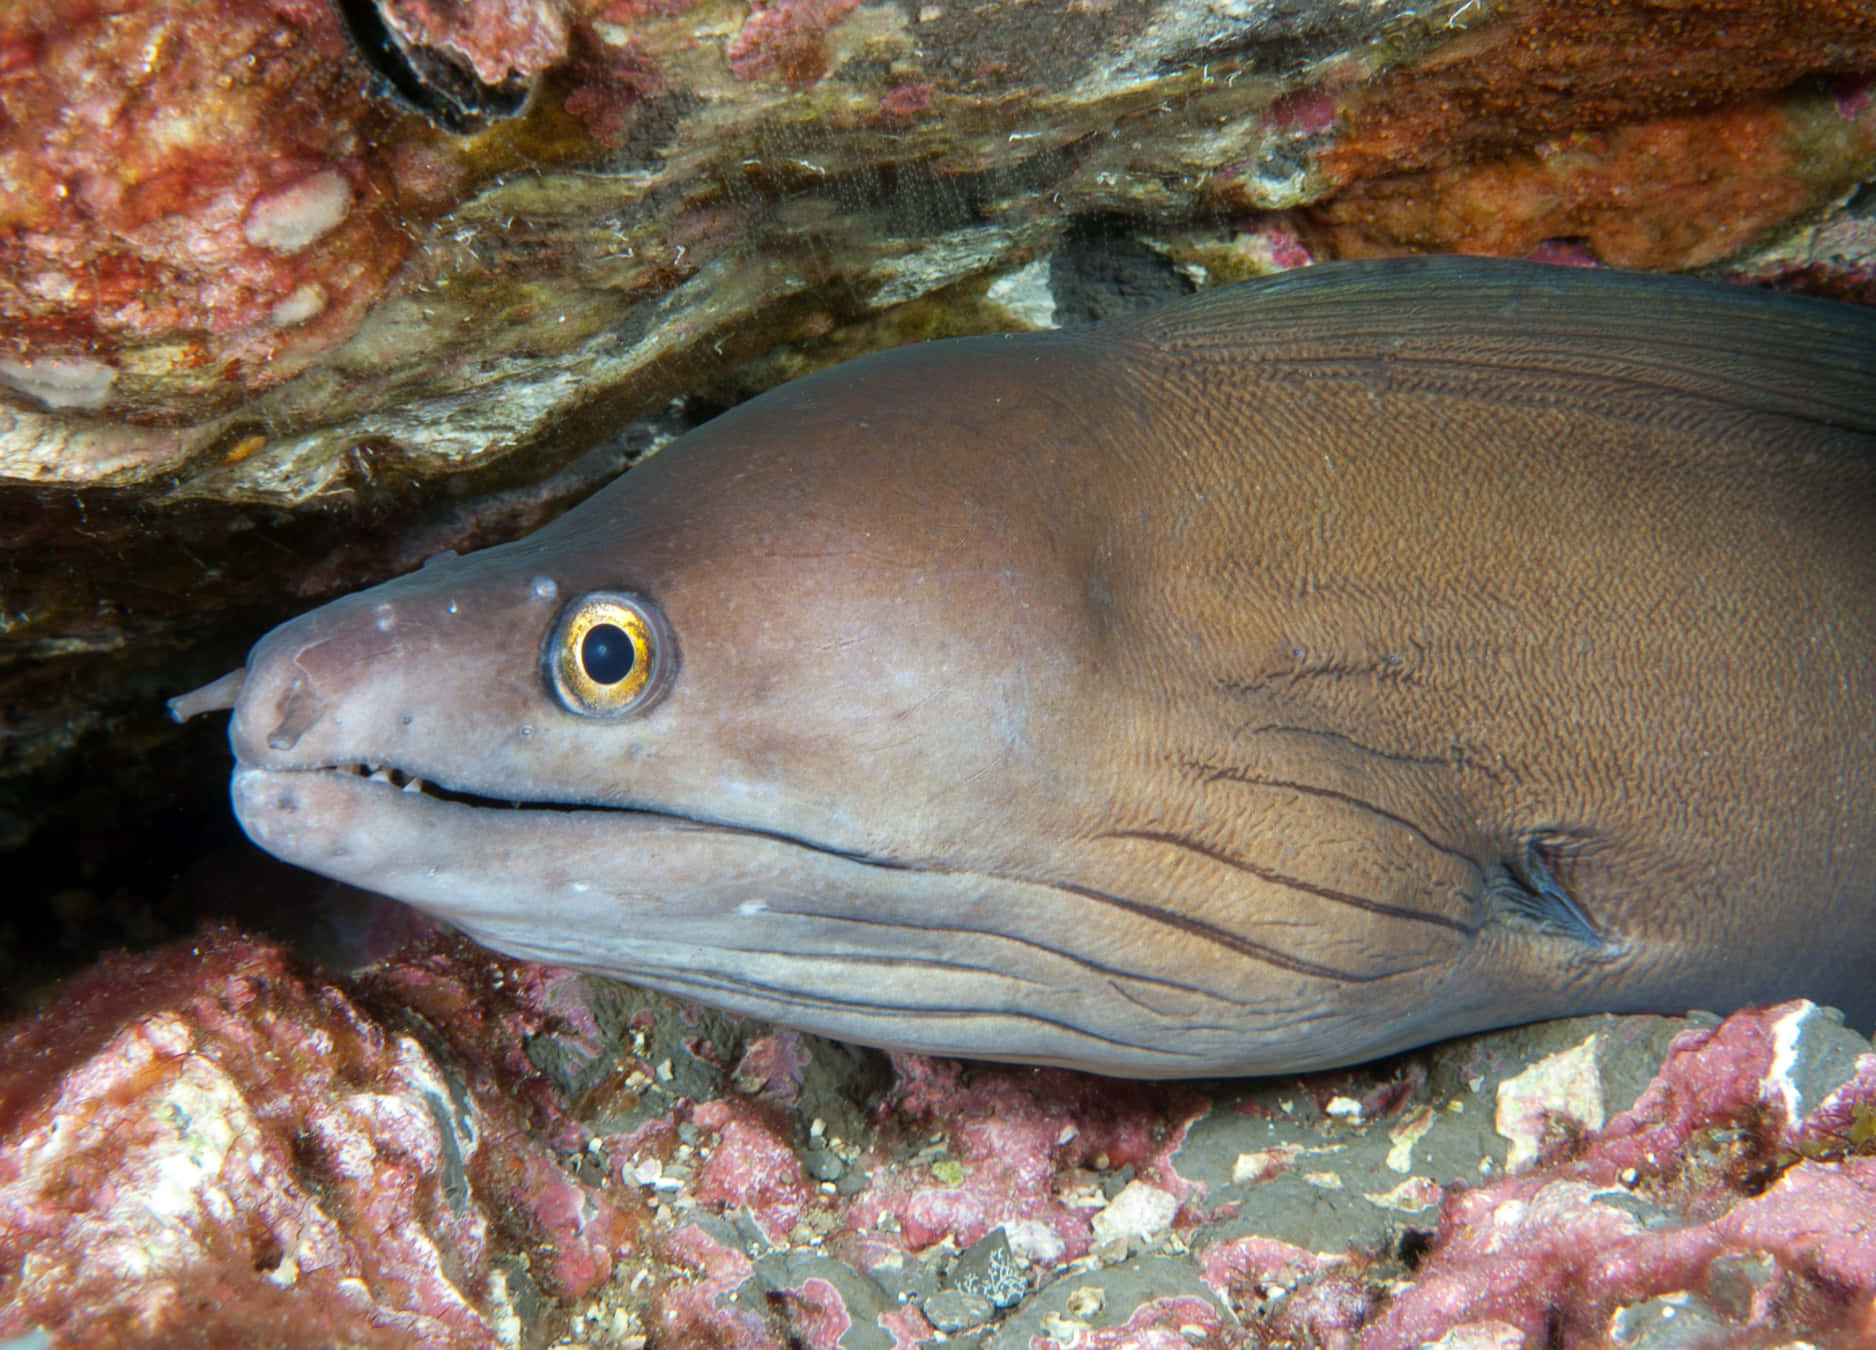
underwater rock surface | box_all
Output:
[4,926,1873,1348]
[1,0,1872,500]
[2,9,1873,1339]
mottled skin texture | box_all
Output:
[203,258,1876,1077]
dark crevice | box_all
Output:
[332,0,531,132]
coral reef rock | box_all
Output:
[3,0,1872,500]
[5,926,1873,1347]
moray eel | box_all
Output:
[175,257,1876,1078]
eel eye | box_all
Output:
[544,591,675,717]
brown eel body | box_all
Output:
[177,257,1876,1078]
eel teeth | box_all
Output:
[345,762,423,793]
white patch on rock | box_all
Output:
[270,283,329,327]
[148,1065,243,1222]
[27,269,77,304]
[487,1265,523,1350]
[244,170,353,253]
[1486,1198,1529,1247]
[0,355,118,410]
[868,225,1016,307]
[1002,1218,1065,1266]
[1386,1105,1436,1173]
[1233,1144,1298,1183]
[1762,1001,1816,1123]
[1417,1320,1528,1349]
[985,259,1056,330]
[1363,1175,1442,1213]
[1090,1179,1178,1246]
[1495,1031,1605,1171]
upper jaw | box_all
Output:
[232,757,891,874]
[236,756,610,819]
[292,758,436,799]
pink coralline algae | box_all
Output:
[1198,1235,1345,1294]
[646,1221,768,1346]
[1264,88,1337,137]
[0,928,641,1349]
[374,0,569,90]
[846,1054,1211,1260]
[879,82,936,121]
[1361,1161,1876,1348]
[1360,1004,1876,1349]
[691,1097,817,1244]
[725,0,865,87]
[0,0,466,417]
[565,34,667,144]
[1040,1294,1227,1350]
[5,926,1873,1349]
[731,1030,817,1105]
[774,1276,854,1349]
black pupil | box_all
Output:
[581,623,636,685]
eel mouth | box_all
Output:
[254,757,701,821]
[239,758,560,815]
[335,760,432,796]
[315,759,558,813]
[240,758,898,867]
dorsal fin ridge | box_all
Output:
[1108,256,1876,435]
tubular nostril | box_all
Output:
[168,668,247,723]
[266,676,325,752]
